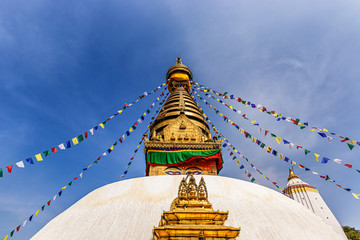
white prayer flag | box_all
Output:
[89,128,94,135]
[23,220,27,227]
[16,161,25,168]
[333,159,342,164]
[312,172,318,175]
[53,195,57,201]
[289,143,295,149]
[80,172,83,178]
[58,143,66,150]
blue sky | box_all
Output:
[1,0,360,239]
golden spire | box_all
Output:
[288,168,299,181]
[176,56,182,64]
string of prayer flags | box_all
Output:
[192,92,359,199]
[193,91,359,174]
[2,88,170,239]
[0,83,168,179]
[194,82,359,150]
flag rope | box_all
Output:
[194,89,359,174]
[192,92,359,199]
[0,83,167,179]
[0,89,169,240]
[194,82,359,151]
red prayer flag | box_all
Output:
[51,147,58,153]
[73,177,78,181]
[47,200,51,206]
[320,175,326,179]
[344,164,353,168]
[6,165,13,173]
[265,130,269,136]
[297,146,303,149]
[237,98,242,102]
[272,182,277,185]
[271,111,275,114]
[119,138,123,143]
[336,184,342,188]
[84,132,88,139]
[125,103,129,107]
[341,138,349,142]
[247,173,251,177]
[134,122,138,126]
[97,157,101,161]
[16,225,21,232]
[299,164,305,169]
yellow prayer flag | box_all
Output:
[35,153,43,161]
[234,149,238,153]
[216,99,220,102]
[87,164,92,168]
[135,100,139,102]
[129,127,133,132]
[352,193,359,199]
[298,123,303,126]
[309,129,315,131]
[279,154,283,160]
[252,137,256,143]
[126,166,129,169]
[276,136,282,144]
[236,160,240,165]
[314,153,320,161]
[99,123,105,129]
[266,147,272,153]
[219,113,223,116]
[110,145,114,150]
[323,128,328,132]
[240,129,244,133]
[118,110,123,114]
[35,210,40,216]
[143,113,146,116]
[72,137,79,145]
[251,120,256,123]
[4,235,8,240]
[229,106,233,110]
[350,140,357,145]
[273,114,278,117]
[204,89,207,92]
[62,186,67,190]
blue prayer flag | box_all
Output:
[126,131,130,136]
[29,215,33,221]
[25,157,34,164]
[66,141,71,149]
[283,140,290,144]
[321,157,330,164]
[240,165,244,169]
[284,157,289,162]
[58,191,62,197]
[318,132,327,138]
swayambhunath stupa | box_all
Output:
[1,2,360,240]
[17,59,347,239]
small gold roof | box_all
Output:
[166,56,193,80]
[288,168,299,181]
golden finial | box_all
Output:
[288,168,299,181]
[176,56,182,64]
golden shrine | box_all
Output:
[152,174,241,239]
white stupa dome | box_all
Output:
[31,175,345,240]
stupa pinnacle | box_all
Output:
[144,57,223,176]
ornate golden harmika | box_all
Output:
[152,175,241,239]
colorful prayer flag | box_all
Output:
[35,153,43,161]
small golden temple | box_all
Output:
[153,175,240,239]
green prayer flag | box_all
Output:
[223,92,228,95]
[0,168,3,178]
[233,156,237,160]
[260,143,265,148]
[41,205,45,211]
[68,181,72,186]
[78,134,84,142]
[242,100,246,104]
[356,169,360,173]
[43,150,50,156]
[267,111,271,115]
[300,126,306,129]
[270,133,276,137]
[10,230,14,237]
[94,160,98,164]
[296,118,300,122]
[132,125,136,130]
[114,142,118,146]
[248,134,252,139]
[305,149,311,155]
[347,143,354,150]
[251,178,255,182]
[146,109,150,114]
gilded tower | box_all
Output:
[144,57,223,176]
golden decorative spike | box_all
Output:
[176,56,182,64]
